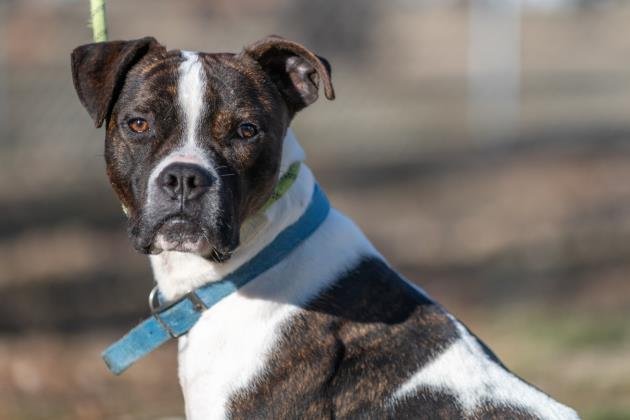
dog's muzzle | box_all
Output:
[131,162,237,257]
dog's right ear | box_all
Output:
[71,37,164,128]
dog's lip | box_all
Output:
[152,217,209,253]
[155,214,204,238]
[162,215,195,226]
[148,215,237,260]
[153,213,199,233]
[137,213,202,252]
[131,210,239,260]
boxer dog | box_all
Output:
[70,36,578,419]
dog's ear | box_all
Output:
[240,35,335,114]
[71,37,164,128]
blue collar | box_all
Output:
[102,184,330,375]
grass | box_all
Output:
[587,407,630,420]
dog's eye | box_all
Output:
[128,118,149,133]
[236,123,258,140]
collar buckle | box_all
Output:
[148,286,208,338]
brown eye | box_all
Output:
[236,123,258,140]
[128,118,149,133]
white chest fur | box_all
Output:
[177,209,377,419]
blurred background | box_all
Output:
[1,0,629,418]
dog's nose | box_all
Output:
[158,163,214,202]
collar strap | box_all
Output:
[102,183,330,375]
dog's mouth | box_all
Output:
[133,214,236,262]
[153,216,210,253]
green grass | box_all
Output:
[528,314,630,350]
[586,407,630,420]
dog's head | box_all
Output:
[71,36,333,261]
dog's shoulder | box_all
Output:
[228,257,578,419]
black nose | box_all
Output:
[158,163,214,202]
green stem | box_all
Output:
[90,0,108,42]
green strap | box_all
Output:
[90,0,108,42]
[261,162,301,212]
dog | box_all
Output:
[70,35,578,419]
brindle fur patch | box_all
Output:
[227,257,459,418]
[228,258,547,419]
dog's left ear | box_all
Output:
[240,36,335,114]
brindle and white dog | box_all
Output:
[71,36,578,419]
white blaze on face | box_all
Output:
[179,51,205,150]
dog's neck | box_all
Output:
[149,129,313,301]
